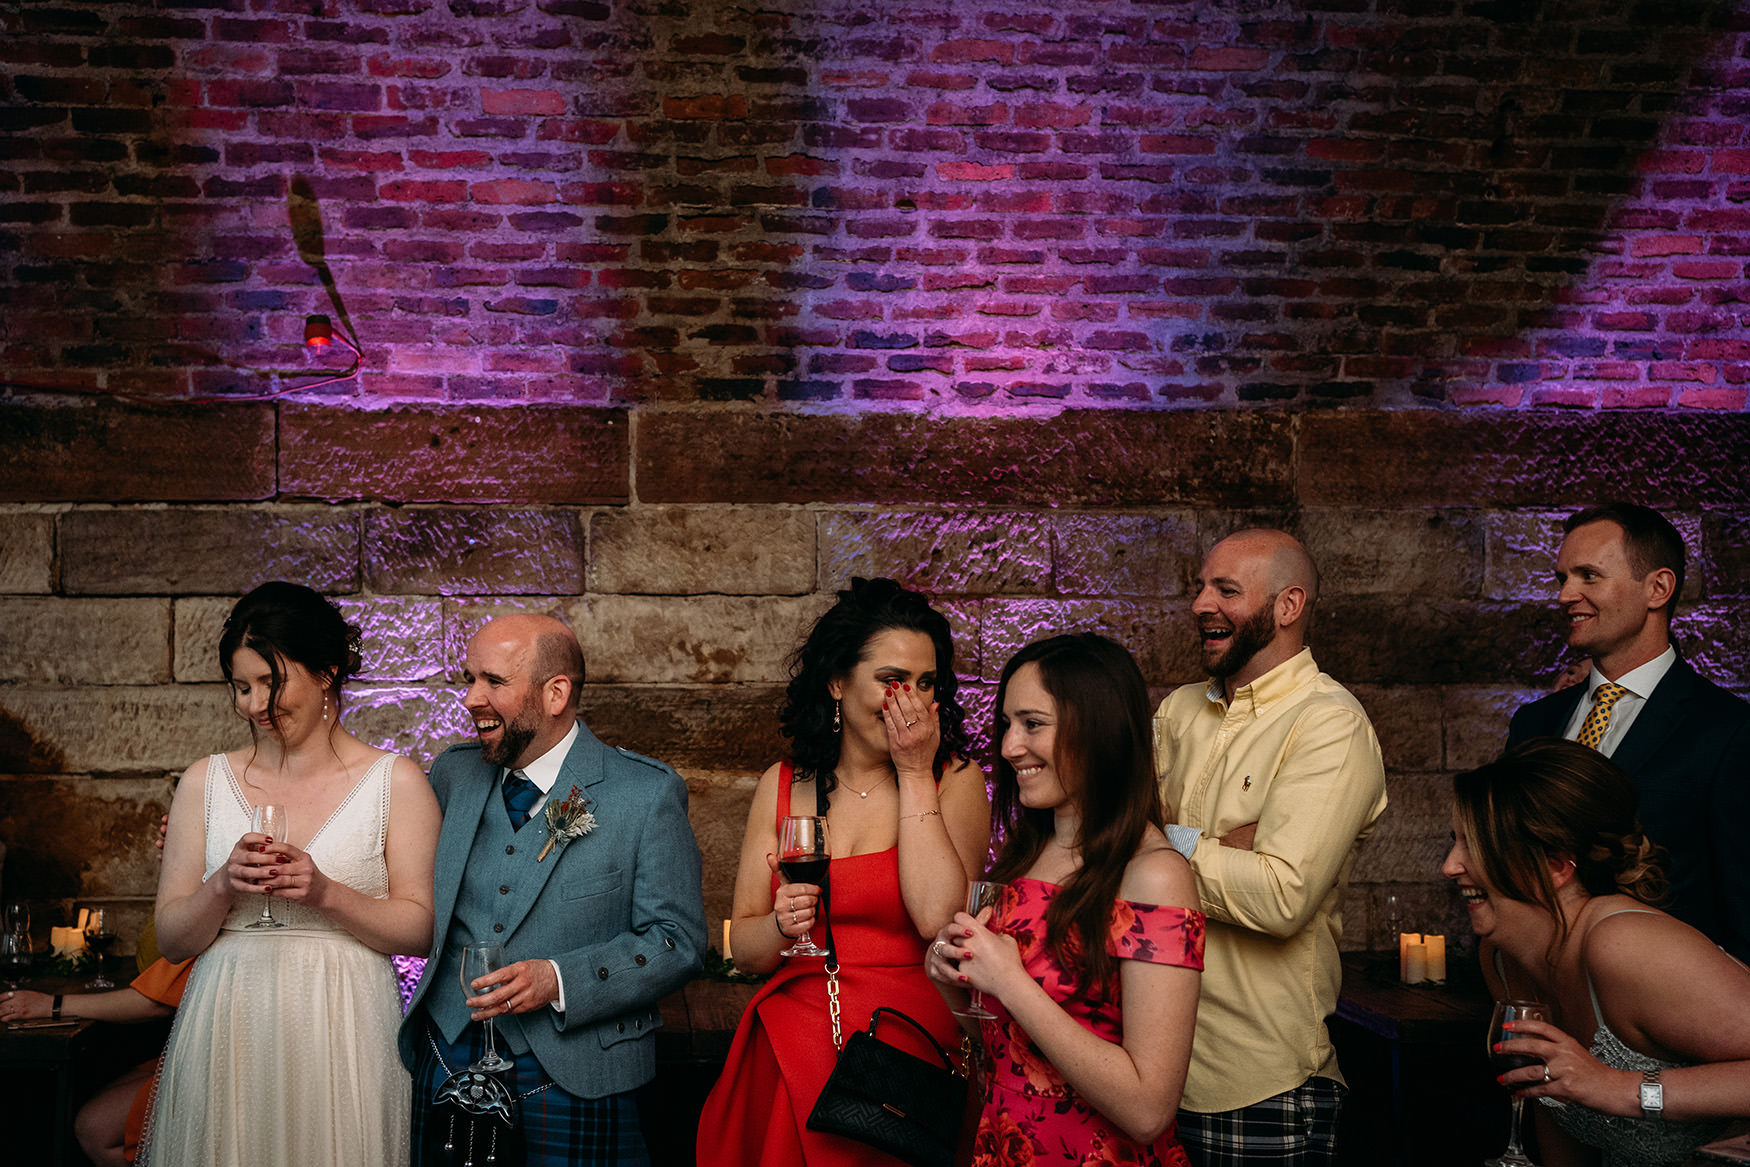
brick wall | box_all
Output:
[1,0,1748,959]
[2,0,1748,405]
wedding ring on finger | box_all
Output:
[933,941,946,957]
[1543,1065,1551,1083]
[904,720,916,728]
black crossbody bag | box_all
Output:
[802,780,969,1167]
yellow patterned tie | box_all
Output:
[1576,682,1629,751]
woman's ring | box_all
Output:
[933,941,946,957]
[1542,1065,1551,1083]
[904,719,916,728]
[791,910,798,926]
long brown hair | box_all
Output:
[1453,737,1667,965]
[987,633,1164,995]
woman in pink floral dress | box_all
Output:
[927,634,1205,1167]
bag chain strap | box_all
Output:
[826,960,844,1051]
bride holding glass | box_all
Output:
[143,582,440,1167]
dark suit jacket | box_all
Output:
[397,721,706,1098]
[1508,654,1750,963]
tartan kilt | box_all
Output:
[412,1020,650,1167]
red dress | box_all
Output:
[696,765,964,1166]
[972,877,1205,1167]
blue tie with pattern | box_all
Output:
[502,769,539,830]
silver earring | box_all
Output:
[833,701,841,733]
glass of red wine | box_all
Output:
[777,816,829,958]
[1486,999,1551,1167]
[84,906,118,989]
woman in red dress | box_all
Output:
[697,578,991,1165]
[929,634,1205,1167]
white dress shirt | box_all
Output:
[1561,646,1678,757]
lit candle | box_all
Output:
[1399,932,1421,982]
[1404,941,1428,985]
[51,925,86,957]
[722,918,733,962]
[1425,934,1446,982]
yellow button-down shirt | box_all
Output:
[1153,647,1387,1113]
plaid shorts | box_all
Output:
[1176,1077,1344,1167]
[412,1021,650,1167]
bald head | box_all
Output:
[462,613,585,768]
[1216,528,1320,610]
[1193,529,1319,695]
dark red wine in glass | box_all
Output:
[778,855,829,886]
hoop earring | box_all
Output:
[833,701,841,733]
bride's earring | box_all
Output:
[833,701,841,733]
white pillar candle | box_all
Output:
[1425,934,1446,982]
[1404,941,1428,985]
[51,925,86,957]
[722,918,733,962]
[1399,931,1421,982]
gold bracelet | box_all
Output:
[909,809,942,822]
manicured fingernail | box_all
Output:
[963,929,973,937]
[1491,1042,1501,1052]
[269,869,279,877]
[959,975,968,983]
[903,683,910,691]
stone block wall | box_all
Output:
[2,0,1749,961]
[2,405,1746,957]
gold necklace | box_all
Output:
[840,772,891,799]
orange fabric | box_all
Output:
[122,958,192,1161]
[130,956,192,1007]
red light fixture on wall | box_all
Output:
[305,314,335,348]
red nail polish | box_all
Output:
[269,869,279,877]
[959,975,968,984]
[963,929,973,937]
[903,683,910,691]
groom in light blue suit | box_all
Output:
[399,613,706,1165]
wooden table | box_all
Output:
[0,1013,101,1167]
[1331,953,1498,1166]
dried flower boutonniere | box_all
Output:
[537,784,596,862]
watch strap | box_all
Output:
[51,993,62,1020]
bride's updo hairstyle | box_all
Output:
[219,581,363,739]
[1453,737,1667,960]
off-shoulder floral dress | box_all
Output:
[971,877,1205,1167]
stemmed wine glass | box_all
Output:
[1,902,30,991]
[1486,999,1551,1167]
[247,805,289,930]
[460,941,514,1073]
[84,906,118,989]
[952,881,1007,1020]
[777,816,830,958]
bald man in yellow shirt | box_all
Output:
[1154,529,1387,1166]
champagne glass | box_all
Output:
[460,941,513,1073]
[952,881,1007,1019]
[84,906,118,988]
[1,903,29,991]
[777,816,830,958]
[246,804,290,930]
[1486,999,1551,1167]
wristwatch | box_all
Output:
[1639,1069,1663,1119]
[51,994,62,1020]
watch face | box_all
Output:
[1640,1082,1664,1112]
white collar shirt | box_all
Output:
[1560,645,1677,757]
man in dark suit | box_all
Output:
[398,613,706,1165]
[1507,503,1750,962]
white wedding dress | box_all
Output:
[141,752,412,1167]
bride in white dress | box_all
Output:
[144,582,441,1167]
